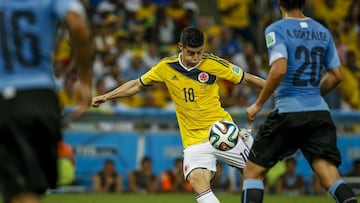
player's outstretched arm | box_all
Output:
[242,72,266,89]
[92,79,144,107]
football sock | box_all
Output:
[328,179,358,203]
[241,179,264,203]
[196,189,220,203]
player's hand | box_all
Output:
[92,95,107,107]
[246,103,262,123]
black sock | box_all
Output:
[334,183,358,203]
[241,188,264,203]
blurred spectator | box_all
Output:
[92,159,123,193]
[122,0,142,31]
[182,1,199,27]
[160,157,192,193]
[275,157,306,196]
[92,0,116,25]
[53,61,67,92]
[348,0,360,32]
[196,14,221,43]
[211,163,231,193]
[93,52,117,81]
[136,0,158,41]
[136,0,157,23]
[206,34,222,55]
[349,32,360,66]
[115,33,133,72]
[103,62,125,91]
[122,51,148,80]
[128,156,158,193]
[339,16,358,51]
[151,6,177,45]
[311,0,350,30]
[128,25,148,52]
[219,26,242,59]
[232,42,265,78]
[117,50,147,109]
[146,84,171,108]
[54,23,72,65]
[232,86,251,108]
[258,0,280,29]
[339,50,360,110]
[332,29,349,64]
[93,19,116,53]
[231,42,273,109]
[217,0,258,51]
[165,0,186,34]
[58,73,79,110]
[57,141,76,186]
[143,41,161,68]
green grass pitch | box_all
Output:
[36,193,360,203]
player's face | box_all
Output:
[179,43,204,68]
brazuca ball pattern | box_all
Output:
[209,120,239,151]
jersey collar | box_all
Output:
[178,53,201,71]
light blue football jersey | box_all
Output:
[0,0,85,92]
[264,17,341,113]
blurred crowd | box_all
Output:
[58,154,360,195]
[54,0,360,113]
[54,0,360,195]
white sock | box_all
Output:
[196,189,220,203]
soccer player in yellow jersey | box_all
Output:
[92,26,265,203]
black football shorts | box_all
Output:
[0,89,61,202]
[249,109,341,169]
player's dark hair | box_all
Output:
[180,26,204,48]
[279,0,305,10]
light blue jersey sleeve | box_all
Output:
[265,25,288,66]
[324,34,341,70]
[54,0,86,20]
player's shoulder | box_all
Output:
[265,19,290,35]
[307,18,331,33]
[202,53,230,67]
[159,53,179,64]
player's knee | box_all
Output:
[187,169,212,193]
[243,161,267,180]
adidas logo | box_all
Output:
[171,75,178,80]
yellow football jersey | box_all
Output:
[140,53,244,148]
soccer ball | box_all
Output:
[208,120,239,151]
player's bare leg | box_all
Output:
[241,160,268,203]
[187,169,219,203]
[312,158,358,203]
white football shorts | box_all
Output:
[183,135,253,181]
